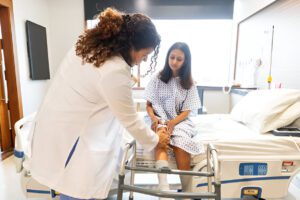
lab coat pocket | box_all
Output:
[64,137,80,168]
[61,140,117,197]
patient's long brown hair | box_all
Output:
[159,42,193,89]
[75,7,160,71]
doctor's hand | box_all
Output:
[156,129,170,149]
[150,117,160,131]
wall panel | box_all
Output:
[235,0,300,89]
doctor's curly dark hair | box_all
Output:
[75,7,160,73]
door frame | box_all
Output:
[0,0,23,160]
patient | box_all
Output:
[145,42,203,198]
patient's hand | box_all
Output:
[156,129,169,149]
[167,120,175,134]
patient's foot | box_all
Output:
[156,159,174,200]
[157,179,174,200]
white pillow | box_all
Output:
[231,89,300,133]
[261,101,300,132]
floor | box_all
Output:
[1,156,300,200]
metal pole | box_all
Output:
[207,145,212,193]
[117,141,135,200]
[117,174,125,200]
[129,142,136,200]
[268,25,274,89]
[214,183,221,200]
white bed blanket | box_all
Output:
[135,114,300,166]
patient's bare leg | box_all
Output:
[155,146,168,160]
[155,141,169,190]
[173,146,190,170]
[155,127,173,199]
[155,126,169,161]
[173,146,192,195]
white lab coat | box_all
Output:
[27,49,158,199]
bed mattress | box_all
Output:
[134,114,300,167]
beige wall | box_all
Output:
[233,0,277,23]
[48,0,84,74]
[12,0,84,115]
[13,0,51,115]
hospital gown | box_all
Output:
[145,75,204,155]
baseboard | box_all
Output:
[1,149,13,160]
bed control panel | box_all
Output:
[201,160,293,198]
[239,163,268,176]
[281,160,297,173]
[241,186,262,199]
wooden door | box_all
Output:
[0,0,23,159]
[0,38,12,152]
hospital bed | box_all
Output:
[14,88,300,199]
[117,88,300,200]
[117,113,300,200]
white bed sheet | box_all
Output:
[192,114,300,158]
[135,114,300,166]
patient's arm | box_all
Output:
[146,101,160,131]
[167,110,190,134]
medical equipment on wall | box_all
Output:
[267,25,274,89]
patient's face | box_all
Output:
[168,49,185,76]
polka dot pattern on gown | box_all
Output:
[145,74,204,155]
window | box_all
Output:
[87,19,233,87]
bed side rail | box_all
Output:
[14,112,37,173]
[119,139,136,176]
[207,143,220,198]
[117,141,220,200]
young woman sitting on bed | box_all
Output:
[145,42,203,198]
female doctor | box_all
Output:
[28,8,169,200]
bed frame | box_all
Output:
[116,140,221,200]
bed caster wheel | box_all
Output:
[128,197,133,200]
